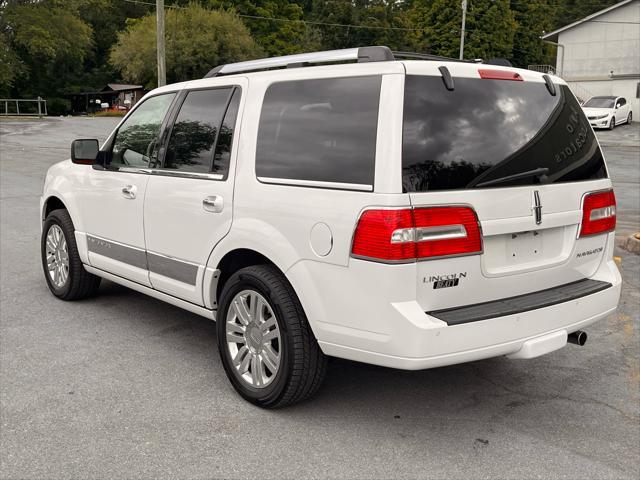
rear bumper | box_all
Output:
[290,237,621,371]
[318,295,618,370]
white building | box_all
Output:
[542,0,640,120]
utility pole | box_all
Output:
[156,0,166,87]
[459,0,468,60]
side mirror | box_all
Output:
[71,139,99,165]
[616,103,621,109]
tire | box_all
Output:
[41,209,101,300]
[627,112,632,124]
[216,265,327,408]
[609,116,615,130]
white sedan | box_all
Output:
[582,96,632,129]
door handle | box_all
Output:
[121,184,137,199]
[203,195,223,213]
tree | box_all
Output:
[109,3,261,88]
[409,0,516,60]
[311,0,414,51]
[511,0,555,69]
[206,0,320,56]
[0,32,23,95]
[1,0,93,98]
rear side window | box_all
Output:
[402,76,607,192]
[163,88,234,175]
[212,89,240,177]
[256,76,381,188]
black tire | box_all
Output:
[216,265,327,408]
[41,209,101,300]
[627,112,632,124]
[609,116,615,130]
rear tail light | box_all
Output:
[580,190,616,237]
[351,206,482,263]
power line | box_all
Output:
[122,0,427,32]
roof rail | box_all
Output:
[204,46,394,78]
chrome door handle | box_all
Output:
[203,195,223,213]
[121,184,137,199]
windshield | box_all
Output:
[583,97,616,108]
[402,76,607,192]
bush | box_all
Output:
[46,97,71,116]
[91,109,127,117]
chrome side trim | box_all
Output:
[147,252,199,285]
[257,176,373,192]
[113,167,224,181]
[150,170,224,181]
[118,167,153,174]
[86,235,148,270]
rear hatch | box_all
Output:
[401,62,614,311]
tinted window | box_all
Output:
[212,88,240,177]
[618,98,626,106]
[256,76,381,187]
[583,97,616,108]
[164,88,232,174]
[402,76,607,192]
[111,93,175,168]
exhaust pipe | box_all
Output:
[568,330,587,346]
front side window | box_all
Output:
[163,88,234,174]
[110,93,176,168]
[256,76,381,188]
[402,76,607,192]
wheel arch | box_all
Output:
[42,195,67,221]
[213,248,281,306]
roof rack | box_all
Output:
[203,46,493,78]
[204,46,394,78]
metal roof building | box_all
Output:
[542,0,639,119]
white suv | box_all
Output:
[41,47,621,407]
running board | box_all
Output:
[83,265,216,321]
[428,279,612,326]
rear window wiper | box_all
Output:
[474,167,550,188]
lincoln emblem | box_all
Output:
[533,190,542,225]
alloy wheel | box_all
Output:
[45,224,69,288]
[225,289,281,388]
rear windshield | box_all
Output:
[402,75,607,192]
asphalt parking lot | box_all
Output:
[1,117,639,479]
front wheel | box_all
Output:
[216,265,327,408]
[41,209,101,300]
[609,116,616,130]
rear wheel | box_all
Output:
[41,209,101,300]
[609,116,616,129]
[217,265,327,408]
[627,112,632,124]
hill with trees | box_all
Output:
[0,0,621,114]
